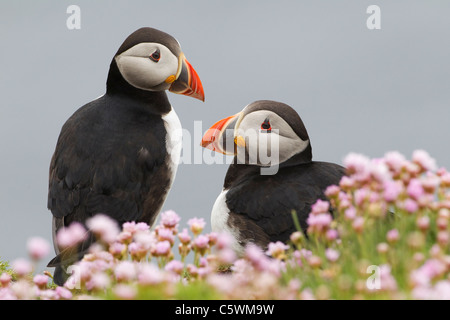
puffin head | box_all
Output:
[107,27,204,101]
[201,100,312,167]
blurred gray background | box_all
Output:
[1,1,449,270]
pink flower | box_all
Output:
[157,228,175,244]
[85,272,111,291]
[344,207,356,220]
[245,244,271,271]
[326,229,339,241]
[207,232,219,246]
[178,228,192,245]
[193,235,210,255]
[165,260,184,275]
[188,218,206,235]
[86,214,120,244]
[114,261,136,282]
[55,286,72,300]
[113,284,137,300]
[407,179,424,200]
[383,180,403,202]
[33,274,49,289]
[339,176,354,190]
[311,200,330,215]
[153,240,171,256]
[386,229,399,243]
[160,210,181,228]
[56,223,87,248]
[325,185,340,198]
[325,248,340,262]
[266,241,289,259]
[404,199,419,213]
[11,259,32,277]
[0,273,12,287]
[306,213,332,232]
[377,242,389,254]
[216,232,233,250]
[109,242,126,258]
[379,264,397,291]
[412,150,437,172]
[384,151,406,174]
[352,217,365,233]
[417,216,430,231]
[27,237,51,261]
[138,264,165,285]
[218,248,236,264]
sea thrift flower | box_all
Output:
[412,150,437,172]
[344,206,356,220]
[417,216,430,231]
[138,264,165,285]
[33,274,49,289]
[160,210,181,229]
[386,229,400,243]
[207,232,219,246]
[290,231,304,246]
[379,265,398,291]
[325,185,340,198]
[307,213,332,233]
[344,153,371,182]
[11,259,32,277]
[383,180,403,202]
[114,261,136,282]
[311,200,330,215]
[86,272,111,291]
[266,241,289,260]
[165,260,184,275]
[157,227,175,245]
[109,242,126,258]
[193,235,210,256]
[113,284,137,300]
[404,199,419,213]
[86,214,120,244]
[27,237,51,261]
[153,241,171,256]
[178,228,191,245]
[325,248,340,262]
[55,286,72,300]
[188,218,206,235]
[384,151,406,174]
[56,222,87,249]
[407,179,425,200]
[377,242,389,254]
[0,273,11,287]
[308,256,322,269]
[326,229,339,242]
[352,217,365,233]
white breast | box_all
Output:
[211,189,245,255]
[162,107,182,179]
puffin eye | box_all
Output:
[149,49,161,62]
[261,118,272,132]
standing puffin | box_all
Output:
[47,27,204,285]
[201,100,345,255]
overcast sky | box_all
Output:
[1,1,449,270]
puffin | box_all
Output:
[201,100,345,255]
[47,27,204,285]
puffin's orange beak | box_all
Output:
[169,54,205,102]
[201,113,241,155]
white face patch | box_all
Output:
[115,42,179,91]
[235,110,309,166]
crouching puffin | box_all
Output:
[47,27,204,285]
[201,100,345,255]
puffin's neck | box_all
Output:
[106,60,172,115]
[223,144,313,189]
